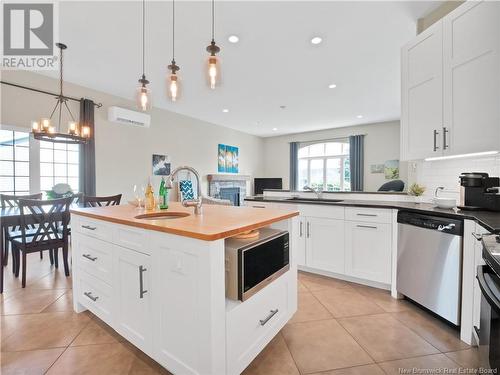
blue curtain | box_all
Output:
[289,142,299,190]
[349,135,364,191]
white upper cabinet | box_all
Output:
[443,1,500,155]
[401,21,444,160]
[401,1,500,160]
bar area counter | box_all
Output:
[70,203,299,375]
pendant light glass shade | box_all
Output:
[167,72,181,102]
[207,54,220,89]
[136,81,152,111]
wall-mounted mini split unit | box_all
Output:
[108,106,151,128]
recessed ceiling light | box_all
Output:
[279,105,286,109]
[328,83,337,89]
[356,115,363,119]
[311,37,323,45]
[228,35,239,43]
[222,109,229,113]
[272,128,278,131]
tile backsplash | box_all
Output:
[408,156,500,201]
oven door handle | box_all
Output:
[477,265,500,312]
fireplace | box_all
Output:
[207,174,251,206]
[219,187,240,206]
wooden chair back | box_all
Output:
[83,194,122,207]
[0,193,42,208]
[17,197,71,249]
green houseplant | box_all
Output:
[408,183,426,203]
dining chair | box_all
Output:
[1,193,43,269]
[12,197,72,288]
[83,194,122,207]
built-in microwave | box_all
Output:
[225,228,289,301]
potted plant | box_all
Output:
[408,183,426,203]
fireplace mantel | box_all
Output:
[207,174,251,182]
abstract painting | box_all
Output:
[217,144,239,173]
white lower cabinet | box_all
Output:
[345,221,392,284]
[305,217,345,274]
[113,245,152,354]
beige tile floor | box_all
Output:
[0,254,484,375]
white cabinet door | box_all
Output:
[296,216,306,266]
[113,245,152,353]
[401,20,444,160]
[345,222,392,284]
[443,1,500,156]
[305,217,345,274]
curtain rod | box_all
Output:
[289,133,367,144]
[1,81,103,108]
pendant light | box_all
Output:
[31,43,90,145]
[136,0,152,111]
[167,0,180,101]
[205,0,221,89]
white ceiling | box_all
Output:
[47,1,441,137]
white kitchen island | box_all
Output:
[70,203,299,375]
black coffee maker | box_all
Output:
[459,173,500,211]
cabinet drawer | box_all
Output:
[299,204,344,219]
[226,274,290,374]
[114,225,148,254]
[76,217,113,243]
[345,207,391,223]
[78,270,113,325]
[76,235,113,284]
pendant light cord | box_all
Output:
[142,0,145,77]
[172,0,175,61]
[211,0,215,41]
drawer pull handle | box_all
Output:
[253,205,266,209]
[84,291,99,302]
[82,225,97,231]
[307,222,310,238]
[299,222,303,237]
[82,254,97,261]
[472,232,484,241]
[259,309,279,326]
[357,225,377,229]
[139,265,148,299]
[356,213,377,217]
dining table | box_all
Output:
[0,204,80,293]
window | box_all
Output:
[0,129,30,195]
[40,141,80,192]
[297,141,351,191]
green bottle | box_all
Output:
[159,177,168,209]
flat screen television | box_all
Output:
[254,178,283,195]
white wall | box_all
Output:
[0,71,265,200]
[262,121,407,192]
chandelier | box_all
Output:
[31,43,90,145]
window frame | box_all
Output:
[297,140,351,192]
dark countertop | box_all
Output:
[244,196,500,233]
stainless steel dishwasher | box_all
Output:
[397,211,463,325]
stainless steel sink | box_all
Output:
[284,197,343,203]
[135,212,190,220]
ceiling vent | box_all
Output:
[108,106,151,128]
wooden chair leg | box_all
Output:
[11,245,16,274]
[54,248,59,269]
[3,228,9,267]
[62,243,70,277]
[49,249,54,265]
[39,250,43,260]
[21,251,27,288]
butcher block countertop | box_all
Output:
[71,202,299,241]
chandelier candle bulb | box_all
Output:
[41,118,51,131]
[68,121,77,135]
[31,121,40,132]
[82,126,90,138]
